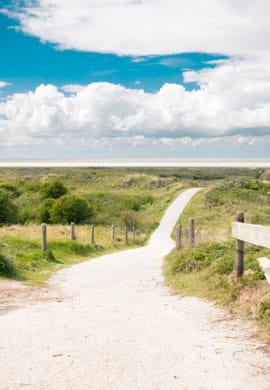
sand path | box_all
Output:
[0,188,270,389]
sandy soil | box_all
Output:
[0,188,270,390]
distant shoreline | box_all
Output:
[0,159,270,168]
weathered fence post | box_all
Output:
[41,223,47,251]
[189,218,195,247]
[176,224,182,245]
[90,225,95,244]
[125,227,128,245]
[70,222,76,240]
[112,225,115,243]
[236,212,245,279]
[133,226,136,239]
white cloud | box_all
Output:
[0,81,11,88]
[0,58,269,150]
[3,0,270,58]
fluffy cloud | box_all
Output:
[0,58,269,149]
[3,0,270,58]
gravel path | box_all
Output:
[0,188,270,390]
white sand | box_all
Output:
[0,188,270,389]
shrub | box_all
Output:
[40,178,68,199]
[0,182,20,197]
[209,255,234,275]
[205,187,225,207]
[37,198,56,223]
[121,209,141,229]
[0,189,19,224]
[50,195,92,224]
[0,253,18,278]
[14,192,41,224]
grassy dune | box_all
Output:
[164,178,270,339]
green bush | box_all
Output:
[40,178,68,199]
[0,189,19,224]
[37,198,56,223]
[50,195,92,224]
[0,253,18,278]
[209,255,234,275]
[0,182,20,197]
[14,192,41,224]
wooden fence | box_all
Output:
[175,218,196,248]
[40,223,141,251]
[231,212,270,279]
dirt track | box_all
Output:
[0,188,270,389]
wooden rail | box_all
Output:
[231,212,270,279]
[231,222,270,249]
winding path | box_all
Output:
[0,188,270,389]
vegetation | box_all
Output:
[49,195,92,224]
[0,223,149,283]
[164,176,270,339]
[1,166,270,339]
[0,167,186,283]
[0,189,19,224]
[40,178,68,199]
[0,253,18,279]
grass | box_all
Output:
[165,177,270,340]
[0,168,189,283]
[0,224,147,284]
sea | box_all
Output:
[0,158,270,168]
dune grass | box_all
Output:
[0,224,148,284]
[165,177,270,340]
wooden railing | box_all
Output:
[231,212,270,279]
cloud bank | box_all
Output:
[3,0,270,58]
[0,60,269,150]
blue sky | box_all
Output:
[0,0,269,159]
[0,12,226,95]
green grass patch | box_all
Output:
[164,241,267,304]
[166,176,270,339]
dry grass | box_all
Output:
[0,224,143,247]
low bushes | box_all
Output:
[0,253,18,278]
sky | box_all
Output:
[0,0,270,159]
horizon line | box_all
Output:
[0,158,270,168]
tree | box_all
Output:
[0,189,19,224]
[40,178,67,199]
[50,195,92,224]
